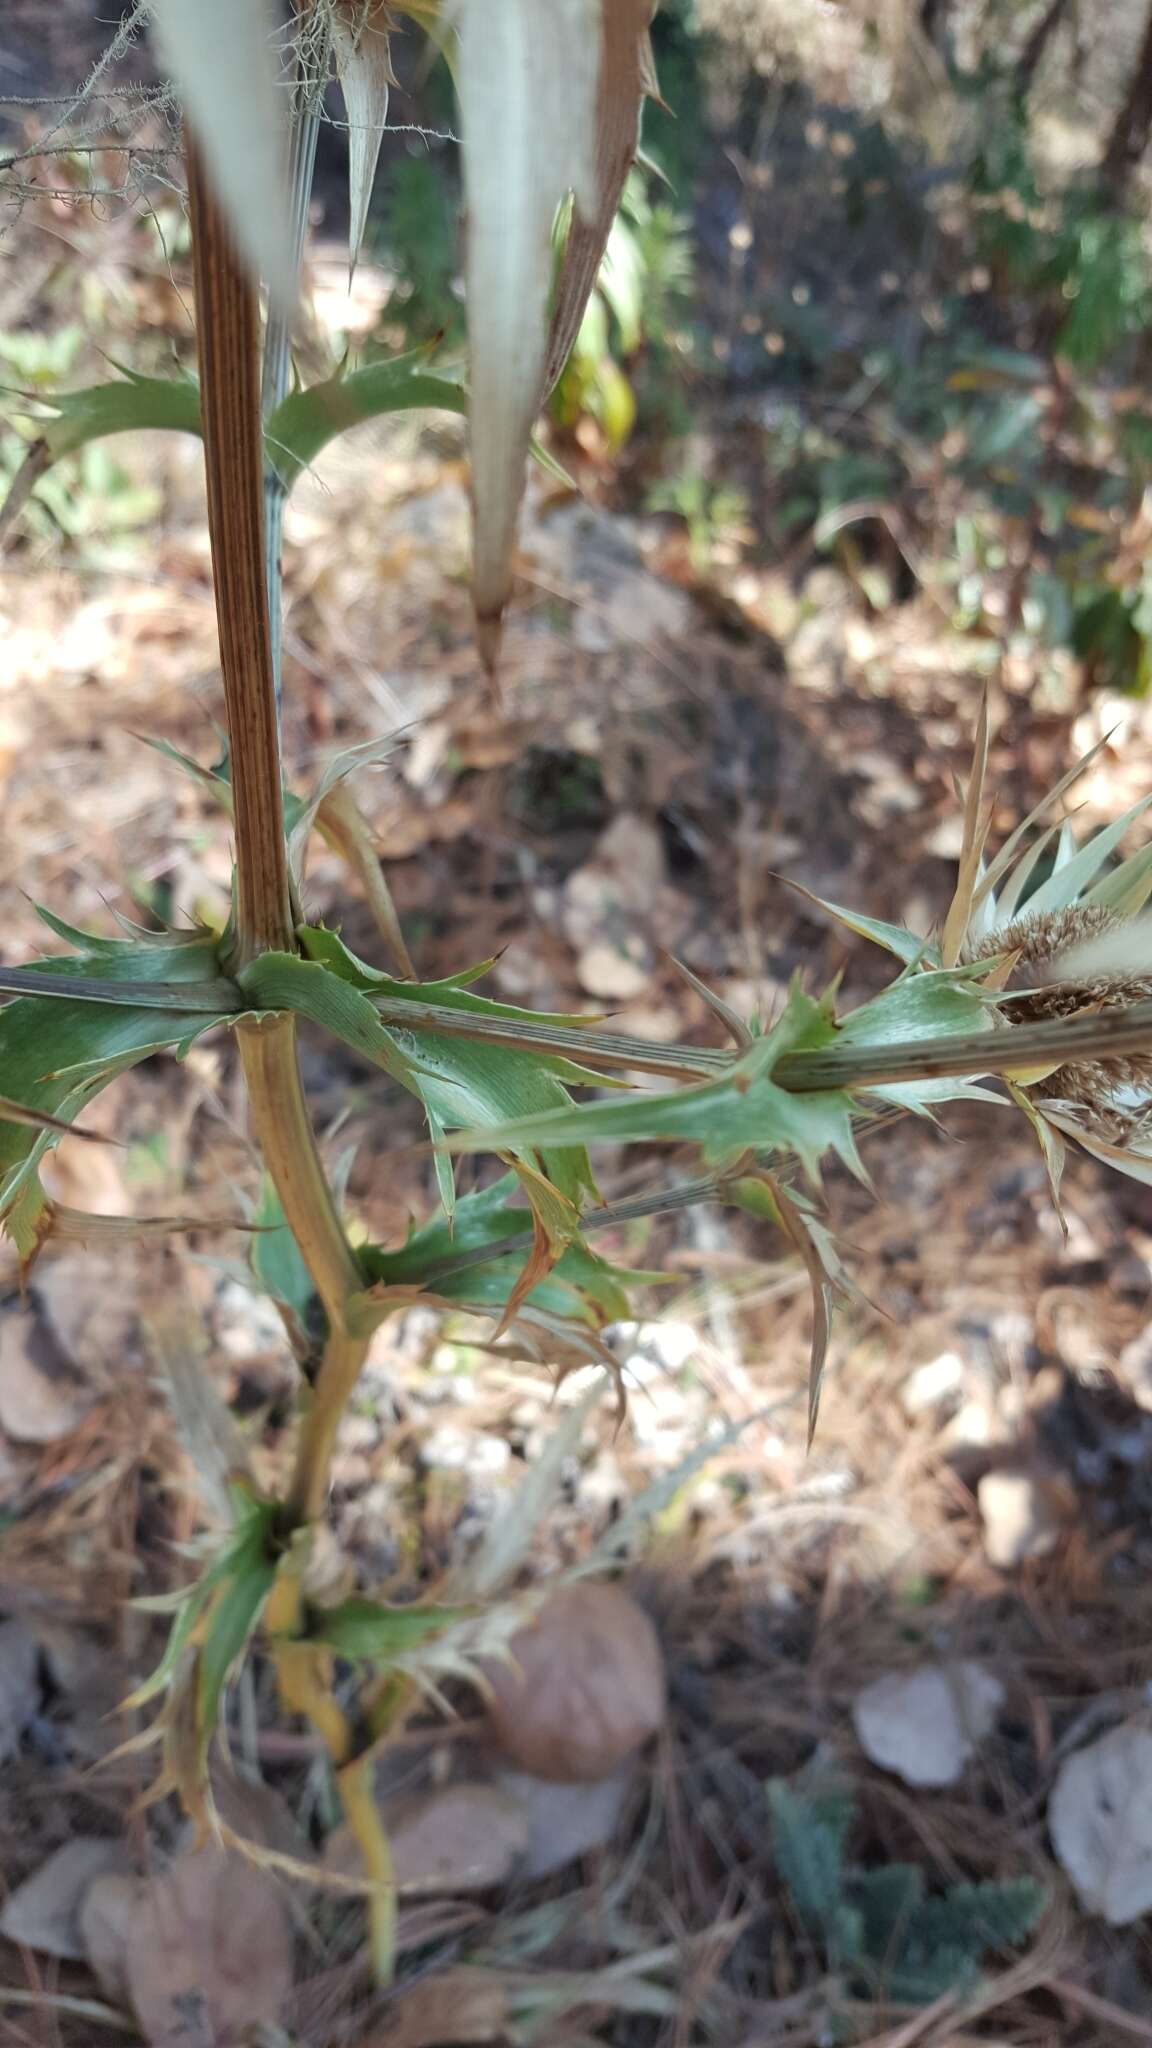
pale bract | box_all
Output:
[332,0,399,272]
[448,0,600,668]
[149,0,296,305]
[152,0,653,670]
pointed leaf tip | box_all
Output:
[450,0,602,652]
[149,0,296,306]
[543,0,658,395]
[476,609,503,679]
[332,0,399,273]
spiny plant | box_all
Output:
[767,1770,1046,2019]
[3,0,1152,1988]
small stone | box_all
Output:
[901,1351,965,1419]
[940,1398,995,1451]
[853,1661,1004,1788]
[609,1321,699,1381]
[575,943,651,1001]
[420,1427,511,1479]
[215,1279,290,1360]
[978,1469,1062,1569]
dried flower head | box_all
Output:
[798,698,1152,1194]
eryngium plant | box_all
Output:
[4,0,1152,1982]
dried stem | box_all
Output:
[187,143,293,967]
[186,134,369,1526]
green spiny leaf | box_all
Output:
[297,925,590,1030]
[264,355,467,491]
[1024,795,1152,915]
[37,372,203,456]
[783,881,937,967]
[250,1175,323,1359]
[240,950,596,1260]
[445,985,864,1186]
[196,1545,277,1744]
[236,951,415,1087]
[295,1597,473,1661]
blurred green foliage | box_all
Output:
[768,1769,1046,2019]
[0,326,160,547]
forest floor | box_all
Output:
[4,37,1152,2048]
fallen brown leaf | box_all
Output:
[482,1581,666,1782]
[123,1844,293,2047]
[80,1872,143,2008]
[326,1782,529,1895]
[355,1964,508,2047]
[0,1837,132,1961]
[494,1760,635,1879]
[1049,1723,1152,1925]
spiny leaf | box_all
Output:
[359,1172,645,1327]
[289,733,401,878]
[0,995,227,1223]
[1085,839,1152,918]
[236,951,416,1087]
[837,965,995,1108]
[136,733,234,809]
[1040,1104,1152,1186]
[197,1558,277,1745]
[37,372,202,455]
[734,1172,848,1443]
[250,1175,323,1360]
[124,1493,278,1714]
[988,820,1062,926]
[1023,794,1152,916]
[297,924,590,1030]
[781,879,937,967]
[0,934,238,1240]
[445,985,865,1186]
[974,729,1113,912]
[31,905,150,954]
[264,355,467,491]
[240,949,596,1262]
[294,1598,473,1661]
